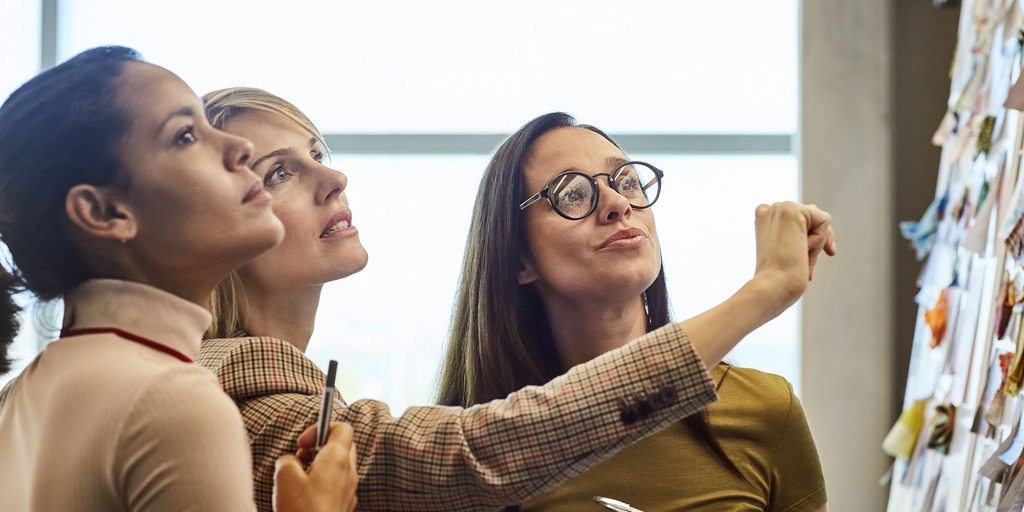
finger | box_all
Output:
[755,203,771,216]
[346,443,359,512]
[806,227,835,267]
[805,208,832,281]
[808,251,818,281]
[296,445,315,466]
[310,422,355,469]
[296,422,319,450]
[803,203,831,230]
[327,421,355,447]
[274,454,306,488]
[807,226,827,256]
[807,231,828,252]
[275,454,316,511]
[824,229,838,256]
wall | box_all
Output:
[801,1,958,509]
[892,2,962,418]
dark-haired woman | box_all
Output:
[196,88,833,511]
[438,112,829,512]
[0,47,357,511]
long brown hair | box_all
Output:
[437,112,739,475]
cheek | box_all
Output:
[641,215,662,270]
[270,203,301,235]
[525,222,585,274]
[234,208,312,286]
[237,220,305,285]
[270,202,312,240]
[646,218,660,254]
[132,185,194,231]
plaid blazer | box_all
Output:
[197,322,716,511]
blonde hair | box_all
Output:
[203,87,327,150]
[201,87,327,339]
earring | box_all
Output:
[121,229,130,244]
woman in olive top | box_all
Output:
[439,112,830,512]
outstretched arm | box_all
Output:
[681,202,836,367]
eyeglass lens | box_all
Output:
[549,162,660,219]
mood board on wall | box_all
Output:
[887,1,1024,511]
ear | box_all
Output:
[517,251,540,285]
[65,184,136,242]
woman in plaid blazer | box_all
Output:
[196,88,835,511]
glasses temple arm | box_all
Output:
[519,192,543,210]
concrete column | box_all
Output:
[801,2,894,510]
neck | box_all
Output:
[99,268,217,309]
[241,283,322,352]
[82,241,240,309]
[542,292,649,370]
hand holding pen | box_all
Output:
[277,422,358,512]
[277,359,358,512]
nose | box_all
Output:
[315,163,348,205]
[594,179,631,223]
[224,132,255,172]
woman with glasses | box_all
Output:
[438,112,829,512]
[0,48,357,512]
[196,89,834,511]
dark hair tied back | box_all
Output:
[0,45,143,372]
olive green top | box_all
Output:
[522,365,827,512]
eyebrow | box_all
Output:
[251,138,318,169]
[560,156,631,175]
[251,148,289,170]
[156,106,196,136]
[605,156,629,169]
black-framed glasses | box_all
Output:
[519,160,664,220]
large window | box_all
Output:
[314,154,798,409]
[1,1,799,411]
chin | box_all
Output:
[250,218,286,251]
[238,225,286,262]
[324,252,369,283]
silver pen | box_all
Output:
[314,360,338,458]
[594,496,646,512]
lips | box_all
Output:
[243,180,270,204]
[600,227,648,249]
[321,209,353,238]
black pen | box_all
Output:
[314,360,338,458]
[594,496,646,512]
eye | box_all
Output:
[555,184,591,214]
[313,150,326,164]
[618,175,640,192]
[264,165,292,187]
[175,126,197,146]
[562,188,587,203]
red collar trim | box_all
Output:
[61,327,193,363]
